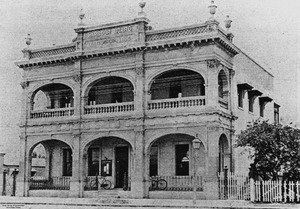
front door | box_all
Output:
[115,146,128,188]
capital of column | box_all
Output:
[207,59,221,69]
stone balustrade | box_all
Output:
[30,44,76,59]
[84,102,134,115]
[146,24,215,42]
[30,108,74,119]
[148,96,205,110]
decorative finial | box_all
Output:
[78,9,85,26]
[208,0,217,20]
[224,15,232,31]
[138,1,146,17]
[25,34,32,47]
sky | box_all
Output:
[0,0,299,164]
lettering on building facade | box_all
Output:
[84,25,136,50]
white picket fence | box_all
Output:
[218,172,250,200]
[254,180,300,202]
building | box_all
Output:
[15,1,279,199]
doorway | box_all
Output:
[115,146,129,188]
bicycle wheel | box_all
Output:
[89,179,97,190]
[151,180,158,190]
[101,179,112,190]
[157,179,167,190]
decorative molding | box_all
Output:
[73,74,81,83]
[207,59,221,69]
[20,81,29,89]
[136,67,144,76]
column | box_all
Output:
[16,135,31,197]
[72,61,82,117]
[206,59,220,108]
[204,126,220,199]
[130,129,147,198]
[70,134,83,197]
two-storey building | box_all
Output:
[15,1,279,199]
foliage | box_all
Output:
[236,120,300,181]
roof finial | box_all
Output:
[208,0,217,20]
[224,15,232,31]
[138,1,146,17]
[25,34,32,48]
[78,8,85,26]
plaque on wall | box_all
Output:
[101,160,112,176]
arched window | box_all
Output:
[218,70,228,107]
[150,69,205,100]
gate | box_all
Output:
[218,170,250,200]
[2,169,17,196]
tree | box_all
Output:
[236,120,300,181]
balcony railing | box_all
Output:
[30,108,74,119]
[29,176,70,190]
[148,96,205,110]
[84,102,134,115]
[218,97,228,109]
[149,176,203,191]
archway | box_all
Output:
[83,137,133,190]
[149,69,205,100]
[86,76,134,105]
[28,140,72,190]
[219,134,229,172]
[147,134,205,191]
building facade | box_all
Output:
[15,2,279,199]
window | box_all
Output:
[260,101,265,117]
[149,145,158,177]
[175,144,189,176]
[88,148,99,176]
[218,79,224,98]
[63,148,72,176]
[248,94,254,113]
[274,104,280,124]
[238,88,244,108]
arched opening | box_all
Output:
[83,137,132,190]
[150,69,205,100]
[31,144,46,177]
[218,70,229,108]
[28,140,72,190]
[30,84,74,118]
[32,84,74,110]
[87,77,134,105]
[148,134,205,191]
[219,134,229,172]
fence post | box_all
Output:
[12,169,17,196]
[250,178,255,202]
[224,166,228,199]
[2,170,6,196]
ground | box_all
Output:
[0,196,298,209]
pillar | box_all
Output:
[130,129,148,198]
[206,59,220,108]
[70,134,83,197]
[204,126,220,199]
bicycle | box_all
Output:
[89,176,112,190]
[150,176,167,190]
